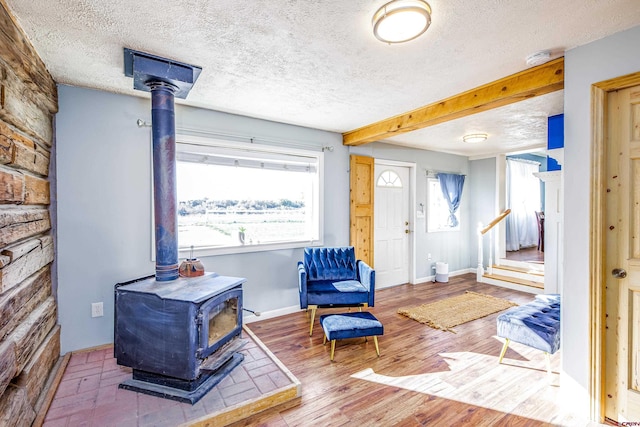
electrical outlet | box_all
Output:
[427,253,432,260]
[91,302,103,318]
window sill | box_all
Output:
[179,239,323,258]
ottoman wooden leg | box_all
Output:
[373,336,380,357]
[330,340,336,361]
[498,338,510,363]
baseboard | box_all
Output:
[413,268,475,285]
[243,305,301,324]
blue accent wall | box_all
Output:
[547,114,564,171]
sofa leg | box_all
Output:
[309,305,317,336]
[373,336,380,357]
[330,340,336,361]
[498,338,510,363]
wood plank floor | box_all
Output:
[239,274,593,427]
[505,247,544,263]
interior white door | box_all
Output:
[374,164,410,288]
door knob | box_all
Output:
[405,221,409,226]
[405,229,410,234]
[612,268,627,278]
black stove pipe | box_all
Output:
[150,82,179,281]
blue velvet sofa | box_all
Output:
[298,247,375,335]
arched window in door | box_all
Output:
[377,170,402,187]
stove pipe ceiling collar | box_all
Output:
[123,48,202,99]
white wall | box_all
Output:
[564,24,640,411]
[349,143,471,279]
[55,85,347,353]
[468,157,497,269]
[56,86,488,353]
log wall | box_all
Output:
[0,1,59,424]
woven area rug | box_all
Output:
[397,291,518,333]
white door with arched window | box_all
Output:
[374,163,410,288]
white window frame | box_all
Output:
[427,177,460,233]
[155,134,324,258]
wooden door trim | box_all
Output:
[350,154,375,266]
[590,70,640,422]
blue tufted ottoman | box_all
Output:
[496,294,560,374]
[319,312,383,361]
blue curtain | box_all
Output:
[437,173,465,227]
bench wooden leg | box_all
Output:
[498,338,510,363]
[544,352,551,376]
[308,305,317,336]
[330,340,336,361]
[373,336,380,357]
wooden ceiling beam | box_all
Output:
[342,57,564,146]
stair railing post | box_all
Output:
[477,222,484,282]
[488,228,494,275]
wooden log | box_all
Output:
[24,174,49,205]
[0,61,54,146]
[0,266,51,340]
[0,131,11,164]
[1,235,44,262]
[0,339,16,397]
[9,296,56,372]
[0,4,57,113]
[0,236,53,294]
[0,119,50,176]
[0,384,36,427]
[0,166,23,204]
[0,208,50,248]
[13,324,60,407]
[12,139,49,176]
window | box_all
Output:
[377,170,402,187]
[427,177,459,232]
[174,136,323,256]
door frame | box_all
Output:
[374,159,417,285]
[590,71,640,422]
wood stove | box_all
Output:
[114,50,247,404]
[114,272,246,403]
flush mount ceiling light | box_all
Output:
[372,0,432,44]
[462,133,488,143]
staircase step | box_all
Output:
[492,264,544,277]
[483,273,544,289]
[498,259,544,273]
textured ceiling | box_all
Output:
[4,0,640,156]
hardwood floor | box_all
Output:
[505,247,544,263]
[240,274,590,427]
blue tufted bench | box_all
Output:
[496,294,560,374]
[319,312,383,361]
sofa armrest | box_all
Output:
[298,261,308,309]
[357,260,375,306]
